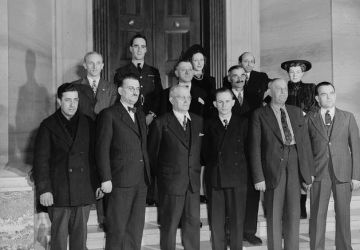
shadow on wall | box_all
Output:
[6,49,52,178]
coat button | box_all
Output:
[140,76,143,79]
[140,159,143,162]
[69,169,73,173]
[329,142,331,145]
[234,162,238,166]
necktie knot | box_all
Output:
[91,80,97,95]
[183,115,187,131]
[137,63,142,73]
[223,119,228,129]
[325,110,332,126]
[128,106,137,113]
[280,108,292,145]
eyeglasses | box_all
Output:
[124,86,141,93]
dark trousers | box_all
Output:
[48,205,91,250]
[208,185,247,250]
[105,182,147,250]
[310,169,352,250]
[159,188,200,250]
[243,176,260,236]
[265,145,301,250]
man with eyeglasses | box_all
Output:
[96,73,151,250]
[114,34,163,126]
[159,59,207,117]
[148,84,203,250]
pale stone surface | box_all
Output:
[0,191,34,250]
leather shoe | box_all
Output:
[243,234,262,245]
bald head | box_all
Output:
[269,78,288,106]
[239,52,255,73]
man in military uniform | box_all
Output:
[114,34,163,126]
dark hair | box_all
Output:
[227,65,242,73]
[214,87,234,100]
[315,82,335,96]
[130,34,147,47]
[83,51,103,63]
[117,73,140,88]
[238,52,255,64]
[57,83,78,99]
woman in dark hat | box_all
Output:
[281,60,317,113]
[183,44,216,119]
[281,59,317,219]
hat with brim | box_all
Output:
[182,44,206,61]
[281,60,312,72]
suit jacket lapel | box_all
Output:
[116,103,140,137]
[70,114,88,151]
[309,110,328,141]
[136,111,147,141]
[95,78,107,100]
[263,105,283,143]
[45,111,74,147]
[286,105,302,142]
[168,112,189,149]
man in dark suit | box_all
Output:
[96,74,151,250]
[225,53,270,245]
[72,51,118,227]
[250,78,313,250]
[159,59,207,117]
[114,34,163,126]
[33,83,102,250]
[73,51,117,120]
[202,87,248,249]
[307,82,360,250]
[227,65,250,117]
[148,85,203,250]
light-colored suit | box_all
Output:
[307,108,360,250]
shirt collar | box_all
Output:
[178,82,192,89]
[173,110,191,121]
[231,88,243,97]
[320,107,335,117]
[270,103,286,113]
[120,100,135,112]
[87,76,100,85]
[132,60,144,68]
[219,113,232,123]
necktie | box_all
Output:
[325,110,332,126]
[128,106,137,113]
[91,80,97,96]
[223,119,228,130]
[280,108,292,145]
[238,92,243,106]
[183,115,187,131]
[137,63,142,74]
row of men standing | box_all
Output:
[33,33,360,250]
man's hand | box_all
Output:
[95,188,104,200]
[254,181,266,192]
[351,179,360,191]
[40,192,54,207]
[101,181,112,193]
[145,114,154,125]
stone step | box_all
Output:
[87,195,360,249]
[87,218,211,249]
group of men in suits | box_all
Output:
[32,30,360,250]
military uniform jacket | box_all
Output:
[114,63,163,115]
